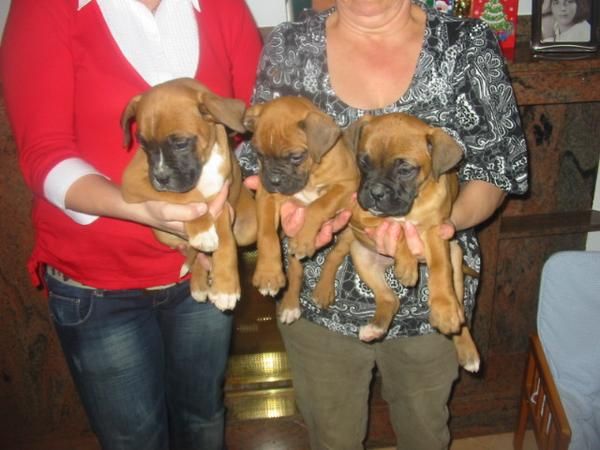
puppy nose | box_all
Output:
[370,184,387,201]
[155,174,170,186]
[268,173,282,186]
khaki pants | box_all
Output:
[279,318,459,450]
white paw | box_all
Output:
[189,226,219,252]
[358,324,385,342]
[180,262,191,278]
[279,308,301,324]
[191,288,208,302]
[209,292,240,311]
[462,358,481,373]
[258,286,281,297]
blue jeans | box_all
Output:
[46,273,233,450]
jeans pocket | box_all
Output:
[48,289,95,327]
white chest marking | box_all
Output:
[293,187,321,205]
[390,217,419,226]
[196,143,226,198]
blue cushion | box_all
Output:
[537,251,600,450]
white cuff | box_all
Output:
[43,158,106,225]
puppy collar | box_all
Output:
[78,0,201,12]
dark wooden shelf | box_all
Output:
[508,42,600,106]
[500,210,600,239]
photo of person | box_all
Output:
[541,0,591,42]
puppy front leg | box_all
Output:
[393,235,419,287]
[208,206,240,311]
[289,185,352,259]
[253,187,286,297]
[352,242,399,342]
[278,257,303,324]
[423,228,464,335]
[449,240,480,372]
[188,249,210,303]
[312,227,354,309]
[185,213,219,253]
[232,184,257,247]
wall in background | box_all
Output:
[0,1,533,37]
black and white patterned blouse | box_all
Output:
[238,1,528,339]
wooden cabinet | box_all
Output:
[441,44,600,439]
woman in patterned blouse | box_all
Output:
[240,0,528,448]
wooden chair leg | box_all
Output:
[514,393,529,450]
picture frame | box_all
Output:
[531,0,599,53]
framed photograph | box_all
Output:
[532,0,599,52]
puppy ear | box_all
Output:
[427,128,463,180]
[300,112,341,163]
[242,104,263,132]
[198,93,247,134]
[343,115,372,153]
[121,94,142,149]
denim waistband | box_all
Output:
[46,266,177,291]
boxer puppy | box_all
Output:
[314,113,480,371]
[243,97,359,323]
[120,78,256,311]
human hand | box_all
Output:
[280,201,352,249]
[366,220,455,260]
[141,182,231,238]
[244,174,352,249]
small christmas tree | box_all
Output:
[480,0,513,40]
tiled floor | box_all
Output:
[376,431,536,450]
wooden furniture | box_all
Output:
[514,335,571,450]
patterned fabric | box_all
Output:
[239,2,528,339]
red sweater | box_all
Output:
[0,0,262,289]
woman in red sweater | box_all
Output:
[0,0,262,448]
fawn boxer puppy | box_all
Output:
[314,113,480,371]
[243,96,359,323]
[120,78,256,311]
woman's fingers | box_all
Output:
[207,182,230,218]
[281,202,306,237]
[243,175,259,191]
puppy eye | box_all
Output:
[357,153,371,171]
[394,159,418,178]
[288,152,306,166]
[167,135,194,151]
[136,132,148,148]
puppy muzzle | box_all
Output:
[260,163,309,196]
[358,179,416,217]
[145,141,201,193]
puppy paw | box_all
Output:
[209,291,240,311]
[359,323,386,342]
[394,262,419,287]
[189,226,219,253]
[253,268,286,297]
[312,282,335,309]
[288,234,316,260]
[191,288,208,303]
[180,262,191,277]
[278,307,302,324]
[429,295,464,335]
[460,353,481,373]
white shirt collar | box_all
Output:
[78,0,201,12]
[79,0,201,86]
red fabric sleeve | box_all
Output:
[1,0,82,196]
[223,0,263,105]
